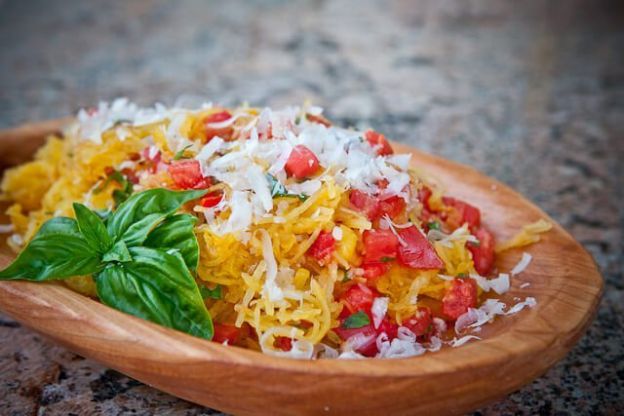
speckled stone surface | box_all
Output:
[0,0,622,414]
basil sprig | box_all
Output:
[0,188,214,340]
[266,174,308,201]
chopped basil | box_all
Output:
[266,174,308,201]
[380,256,395,263]
[173,145,193,161]
[94,169,134,208]
[341,269,350,282]
[342,311,370,329]
[427,221,441,231]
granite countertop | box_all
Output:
[0,0,622,414]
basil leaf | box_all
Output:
[73,203,112,253]
[427,221,441,231]
[144,214,199,270]
[342,311,370,329]
[0,217,101,281]
[173,145,193,160]
[266,174,308,201]
[102,240,133,263]
[95,246,213,339]
[107,189,206,246]
[200,284,222,300]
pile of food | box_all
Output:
[0,99,551,359]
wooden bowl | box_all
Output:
[0,120,603,415]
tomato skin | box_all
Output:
[340,283,376,314]
[396,226,444,269]
[306,113,332,127]
[204,110,234,141]
[141,147,162,173]
[362,229,399,263]
[168,160,212,189]
[349,190,381,221]
[284,145,320,179]
[212,324,240,345]
[379,195,406,220]
[275,336,293,352]
[468,227,495,276]
[200,192,223,208]
[403,307,433,336]
[442,279,478,320]
[364,130,393,156]
[334,323,378,357]
[377,317,399,339]
[443,197,481,230]
[307,231,335,265]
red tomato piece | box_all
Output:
[212,324,240,345]
[442,279,478,320]
[403,307,433,336]
[360,262,390,281]
[396,226,444,269]
[334,323,378,357]
[418,186,433,210]
[377,317,399,339]
[141,147,162,173]
[443,197,481,230]
[168,160,211,189]
[340,283,376,314]
[121,168,139,185]
[306,113,331,127]
[274,336,293,352]
[204,110,233,141]
[364,130,393,156]
[468,227,495,276]
[349,190,381,221]
[200,192,223,208]
[362,229,399,263]
[379,195,406,220]
[307,231,335,265]
[284,145,320,179]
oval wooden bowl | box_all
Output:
[0,120,603,416]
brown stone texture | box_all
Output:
[0,0,623,414]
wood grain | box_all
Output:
[0,120,603,416]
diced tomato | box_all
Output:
[204,110,233,141]
[443,197,481,230]
[360,262,390,281]
[376,178,389,189]
[340,283,376,314]
[168,160,212,189]
[274,336,293,352]
[364,130,393,156]
[349,190,381,221]
[306,113,331,127]
[396,226,444,269]
[200,192,223,208]
[403,307,433,336]
[377,317,399,339]
[334,323,378,357]
[362,229,399,263]
[284,145,320,179]
[442,279,478,320]
[418,186,433,211]
[121,168,139,185]
[379,195,406,220]
[212,324,240,345]
[307,231,335,265]
[468,227,495,276]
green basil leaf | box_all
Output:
[342,310,370,329]
[107,189,206,246]
[427,221,441,231]
[95,246,213,339]
[267,174,308,201]
[144,214,199,270]
[73,203,112,253]
[0,217,101,281]
[173,145,193,160]
[102,240,133,263]
[199,284,222,300]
